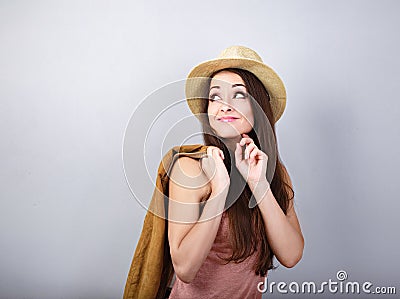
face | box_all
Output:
[207,70,254,139]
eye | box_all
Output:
[209,94,222,102]
[234,92,247,99]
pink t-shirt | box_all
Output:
[169,210,266,299]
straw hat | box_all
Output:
[185,45,287,124]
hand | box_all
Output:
[200,146,230,193]
[234,133,269,186]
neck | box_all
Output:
[221,135,242,152]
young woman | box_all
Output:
[166,46,304,298]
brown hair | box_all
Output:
[199,68,294,276]
[155,68,294,298]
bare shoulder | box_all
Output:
[169,156,211,202]
[171,156,203,178]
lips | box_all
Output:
[217,116,239,122]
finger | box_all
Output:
[212,147,223,160]
[239,137,254,146]
[204,147,214,167]
[210,147,218,161]
[210,147,225,164]
[244,143,257,160]
[249,147,259,163]
[207,146,213,157]
[204,147,217,173]
[235,142,243,163]
[257,151,268,160]
[242,133,250,138]
[219,149,225,160]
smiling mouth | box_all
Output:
[217,117,239,122]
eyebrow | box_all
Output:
[209,83,246,91]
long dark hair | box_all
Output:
[198,68,294,276]
[155,68,294,298]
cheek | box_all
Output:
[207,102,218,119]
[206,104,211,115]
[207,103,216,125]
[237,104,254,126]
[248,110,255,126]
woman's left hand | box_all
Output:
[234,133,269,185]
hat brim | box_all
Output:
[185,57,286,124]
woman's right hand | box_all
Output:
[200,146,230,193]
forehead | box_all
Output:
[210,71,245,87]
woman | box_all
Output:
[167,46,304,298]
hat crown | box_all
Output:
[217,45,263,63]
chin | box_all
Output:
[212,125,252,139]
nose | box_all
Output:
[220,102,233,113]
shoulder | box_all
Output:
[169,156,211,201]
[172,156,203,177]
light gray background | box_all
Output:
[1,0,399,298]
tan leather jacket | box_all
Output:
[123,144,209,299]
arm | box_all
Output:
[167,156,229,283]
[248,165,304,268]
